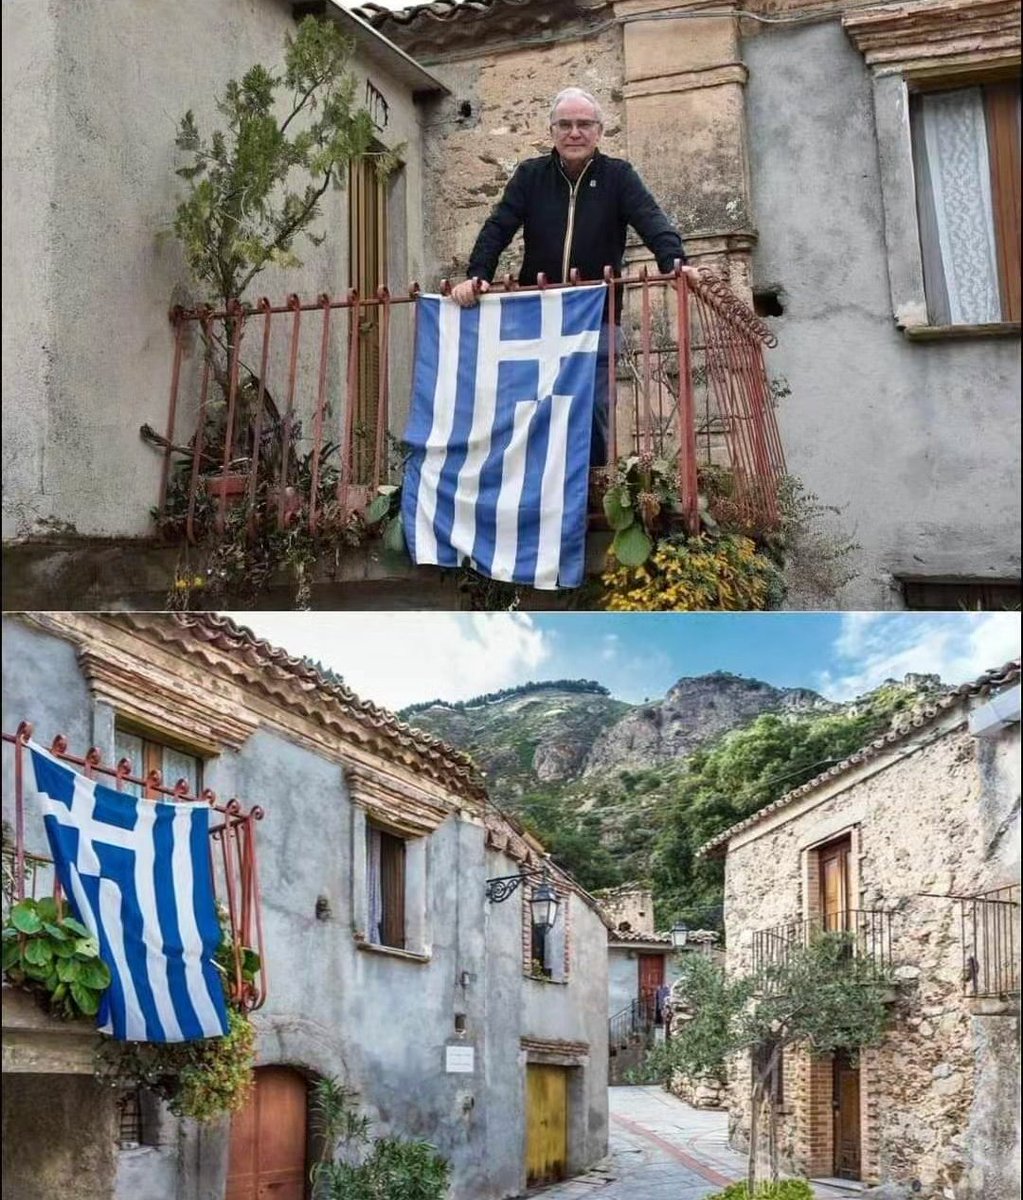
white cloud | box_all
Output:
[220,611,552,711]
[819,613,1021,700]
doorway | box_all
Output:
[226,1066,309,1200]
[526,1063,568,1186]
[819,836,852,932]
[638,953,666,1024]
[832,1051,861,1180]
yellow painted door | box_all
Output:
[526,1064,568,1186]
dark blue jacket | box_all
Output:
[466,149,686,314]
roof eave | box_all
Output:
[323,1,450,95]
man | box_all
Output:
[450,87,697,465]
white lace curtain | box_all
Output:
[911,86,1002,325]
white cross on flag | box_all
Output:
[401,284,606,589]
[25,742,230,1042]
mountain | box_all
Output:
[401,672,946,908]
[401,681,633,799]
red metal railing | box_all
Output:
[2,722,267,1013]
[155,266,784,542]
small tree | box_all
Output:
[174,16,398,311]
[660,933,893,1195]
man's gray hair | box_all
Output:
[549,87,604,126]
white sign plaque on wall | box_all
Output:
[445,1045,475,1074]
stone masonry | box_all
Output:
[717,701,1020,1200]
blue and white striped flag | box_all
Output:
[26,743,230,1042]
[402,284,606,589]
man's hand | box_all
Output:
[450,278,490,308]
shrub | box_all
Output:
[602,533,784,611]
[707,1181,814,1200]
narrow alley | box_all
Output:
[530,1087,854,1199]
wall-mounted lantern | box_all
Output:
[485,864,561,933]
[670,921,690,950]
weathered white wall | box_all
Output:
[1,0,427,541]
[743,20,1021,608]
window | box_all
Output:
[116,1087,144,1150]
[367,824,406,950]
[114,728,202,798]
[910,79,1021,325]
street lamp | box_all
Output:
[530,879,560,934]
[485,864,561,934]
[670,920,690,950]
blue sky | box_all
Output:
[223,611,1020,712]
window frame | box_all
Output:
[907,73,1021,327]
[113,723,204,799]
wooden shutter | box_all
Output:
[984,80,1021,322]
[378,829,406,950]
[819,838,851,932]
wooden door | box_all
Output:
[526,1064,568,1186]
[638,953,665,1023]
[832,1052,861,1180]
[226,1066,308,1200]
[819,838,851,932]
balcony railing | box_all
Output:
[750,909,894,983]
[152,267,785,546]
[2,721,266,1012]
[961,885,1019,999]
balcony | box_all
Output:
[750,909,894,986]
[149,268,786,592]
[960,885,1020,1000]
[2,721,266,1020]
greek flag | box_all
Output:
[26,743,230,1042]
[402,284,606,589]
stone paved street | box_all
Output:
[527,1087,853,1200]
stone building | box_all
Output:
[1,611,611,1199]
[699,661,1021,1198]
[358,0,1022,610]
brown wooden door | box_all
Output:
[819,838,851,931]
[832,1052,861,1180]
[638,953,665,1022]
[226,1066,308,1200]
[526,1064,568,1186]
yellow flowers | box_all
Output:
[601,534,783,611]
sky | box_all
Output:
[221,611,1020,712]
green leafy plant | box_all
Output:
[598,452,681,567]
[2,897,111,1020]
[96,1003,256,1122]
[310,1076,450,1200]
[602,532,785,611]
[706,1181,814,1200]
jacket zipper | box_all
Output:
[559,158,592,281]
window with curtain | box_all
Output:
[910,79,1021,326]
[113,727,202,799]
[366,824,406,950]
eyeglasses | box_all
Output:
[551,119,600,133]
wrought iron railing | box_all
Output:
[152,266,785,545]
[750,909,894,982]
[608,995,659,1054]
[961,885,1019,999]
[2,722,267,1012]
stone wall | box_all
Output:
[721,709,1020,1198]
[414,24,626,286]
